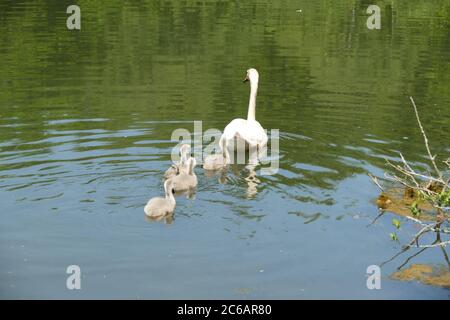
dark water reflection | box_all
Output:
[0,0,449,298]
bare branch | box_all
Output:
[409,97,442,179]
[417,240,450,248]
[374,98,449,268]
[398,153,443,184]
[368,173,384,192]
[402,215,446,233]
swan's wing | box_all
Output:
[145,197,169,217]
[223,118,247,140]
[234,121,267,145]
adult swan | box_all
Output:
[220,68,268,155]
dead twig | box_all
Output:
[409,96,442,179]
[368,173,384,192]
[417,240,450,248]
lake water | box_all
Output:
[0,1,449,299]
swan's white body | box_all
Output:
[221,68,268,151]
[172,157,198,191]
[221,118,267,148]
[144,179,176,218]
[164,144,191,179]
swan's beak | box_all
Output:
[243,73,249,82]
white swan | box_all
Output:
[144,179,176,219]
[221,68,268,153]
[164,144,191,179]
[172,157,198,192]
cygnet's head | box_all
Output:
[179,144,191,157]
[243,68,259,84]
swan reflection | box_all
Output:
[145,212,174,224]
[203,158,261,199]
[244,164,260,199]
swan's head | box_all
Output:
[243,68,259,84]
[179,144,191,159]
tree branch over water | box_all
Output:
[369,97,450,266]
[409,97,442,180]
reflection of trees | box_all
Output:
[0,0,449,187]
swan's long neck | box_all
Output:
[165,184,175,202]
[180,146,190,165]
[247,80,258,121]
[188,158,195,175]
